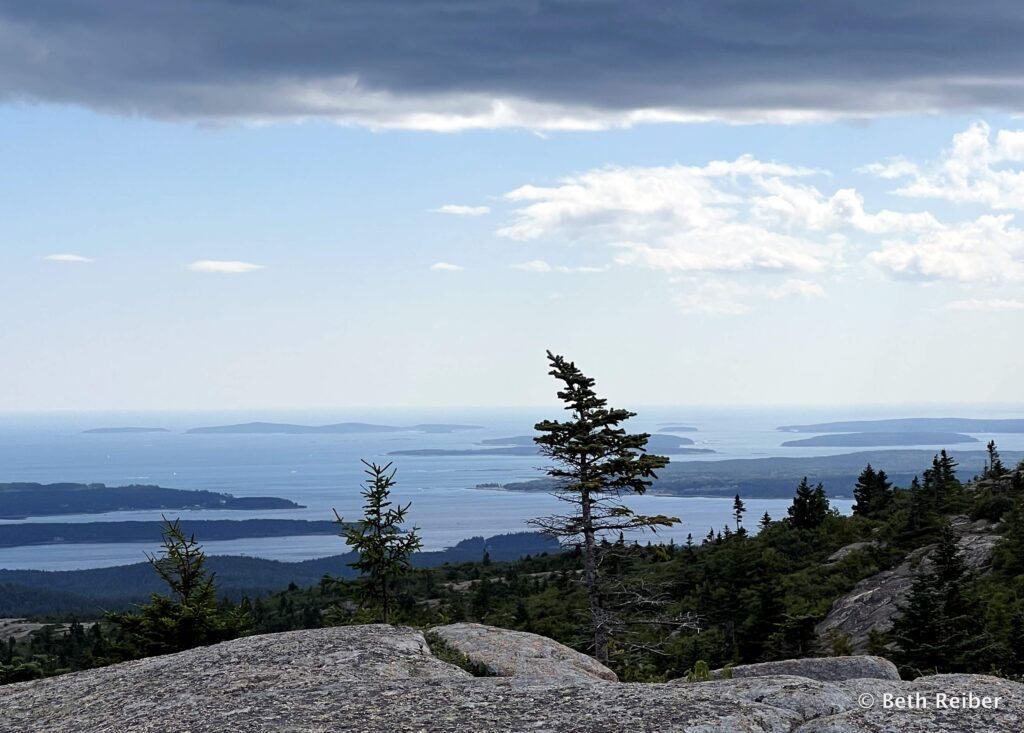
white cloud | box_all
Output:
[869,214,1024,284]
[43,253,92,263]
[498,158,847,277]
[430,261,464,271]
[857,158,920,180]
[512,259,552,273]
[863,122,1024,209]
[767,279,826,300]
[944,298,1024,312]
[431,205,491,216]
[750,180,941,234]
[512,259,609,273]
[188,260,264,274]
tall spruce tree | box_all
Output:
[732,494,747,533]
[787,477,830,530]
[984,440,1007,480]
[336,461,422,624]
[529,351,676,663]
[852,464,893,517]
[894,523,984,674]
[109,518,251,656]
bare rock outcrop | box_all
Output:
[817,519,1000,653]
[428,622,618,682]
[2,624,1022,732]
[708,655,900,682]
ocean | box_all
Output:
[3,405,1022,570]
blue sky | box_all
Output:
[2,3,1023,411]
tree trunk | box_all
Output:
[580,486,607,664]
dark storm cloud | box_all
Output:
[2,0,1023,126]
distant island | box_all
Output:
[494,448,1024,499]
[479,435,537,446]
[778,417,1024,433]
[392,433,711,458]
[389,446,538,457]
[82,427,170,434]
[0,483,302,519]
[658,425,699,432]
[186,421,482,435]
[0,519,340,548]
[781,431,979,448]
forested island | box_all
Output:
[778,417,1024,433]
[186,422,482,434]
[0,483,302,519]
[0,519,342,548]
[781,431,978,447]
[496,449,1024,497]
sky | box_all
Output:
[1,1,1024,412]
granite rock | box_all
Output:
[2,625,1022,733]
[428,622,618,682]
[707,655,900,682]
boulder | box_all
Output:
[428,622,618,682]
[708,655,900,682]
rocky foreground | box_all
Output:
[2,623,1021,732]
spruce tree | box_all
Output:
[759,511,772,531]
[984,440,1007,480]
[853,464,893,517]
[894,524,983,674]
[336,461,422,624]
[787,477,829,530]
[109,518,251,656]
[732,494,746,533]
[529,351,675,663]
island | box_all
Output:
[388,446,539,457]
[479,435,537,446]
[186,421,482,435]
[492,448,1024,499]
[777,417,1024,433]
[781,431,979,447]
[390,433,711,458]
[658,425,699,432]
[0,519,339,548]
[82,427,170,434]
[0,483,303,520]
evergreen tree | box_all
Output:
[732,494,746,532]
[109,518,251,656]
[853,464,894,517]
[894,524,983,674]
[787,478,829,530]
[904,476,926,533]
[984,440,1007,480]
[758,511,772,531]
[336,461,422,624]
[529,351,675,664]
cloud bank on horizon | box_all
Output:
[2,1,1024,130]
